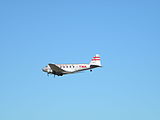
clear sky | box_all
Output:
[0,0,160,120]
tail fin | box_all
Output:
[89,54,101,67]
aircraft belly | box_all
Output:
[62,68,74,72]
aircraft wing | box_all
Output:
[48,64,66,73]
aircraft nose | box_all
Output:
[42,68,46,72]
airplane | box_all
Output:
[42,54,102,77]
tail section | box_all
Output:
[89,54,101,67]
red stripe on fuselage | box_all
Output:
[82,66,86,68]
[79,65,87,68]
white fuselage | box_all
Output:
[56,64,89,72]
[43,64,90,73]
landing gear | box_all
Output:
[90,69,92,72]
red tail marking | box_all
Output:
[92,59,100,61]
[93,57,100,58]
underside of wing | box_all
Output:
[48,64,66,74]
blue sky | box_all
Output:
[0,0,160,120]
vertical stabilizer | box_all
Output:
[89,54,101,67]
